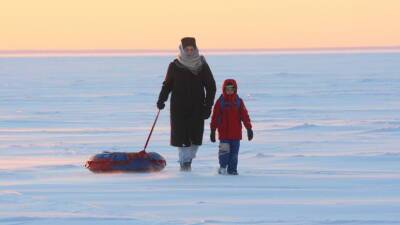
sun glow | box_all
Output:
[1,0,399,50]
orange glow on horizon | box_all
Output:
[1,0,400,50]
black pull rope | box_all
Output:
[143,109,161,152]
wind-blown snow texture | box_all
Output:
[1,53,400,225]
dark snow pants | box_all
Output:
[218,140,240,174]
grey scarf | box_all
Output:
[176,45,205,75]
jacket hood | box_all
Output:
[222,79,238,100]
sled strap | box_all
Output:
[143,109,161,152]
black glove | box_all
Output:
[210,129,216,142]
[247,128,253,141]
[203,105,212,119]
[157,101,165,110]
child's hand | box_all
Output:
[247,128,253,141]
[210,129,216,142]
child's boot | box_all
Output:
[218,167,227,175]
[228,170,239,175]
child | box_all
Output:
[210,79,253,175]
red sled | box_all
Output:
[85,110,166,173]
[85,150,166,173]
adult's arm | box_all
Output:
[202,63,217,108]
[157,63,174,104]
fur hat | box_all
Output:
[181,37,197,49]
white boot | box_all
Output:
[218,167,227,175]
[178,145,199,171]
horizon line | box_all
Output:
[1,45,400,57]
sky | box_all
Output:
[1,0,400,50]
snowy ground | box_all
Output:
[1,52,400,225]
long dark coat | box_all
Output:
[158,59,216,147]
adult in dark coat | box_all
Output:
[157,37,216,171]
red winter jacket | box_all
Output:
[210,79,252,140]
